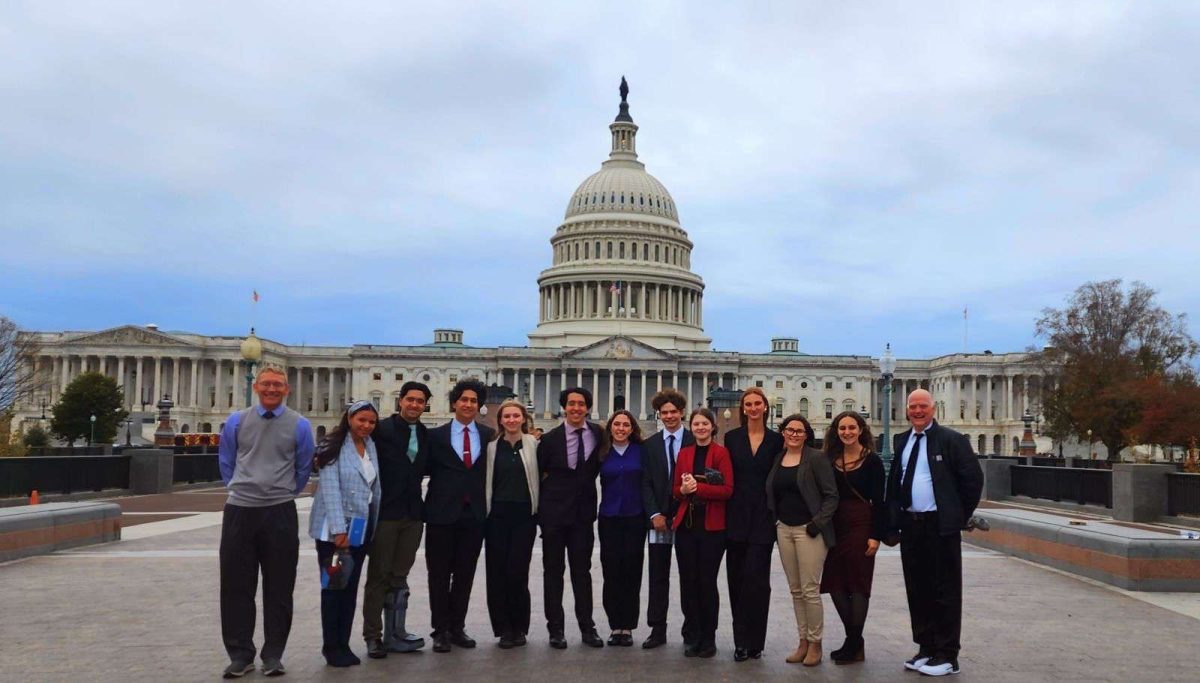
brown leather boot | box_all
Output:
[785,640,808,664]
[802,640,822,666]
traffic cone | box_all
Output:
[30,490,39,505]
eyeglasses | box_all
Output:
[256,381,286,389]
[782,428,807,437]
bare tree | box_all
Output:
[0,316,43,414]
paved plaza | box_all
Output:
[2,488,1198,682]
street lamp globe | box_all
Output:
[879,343,897,474]
[880,343,897,377]
[240,328,263,363]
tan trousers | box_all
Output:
[777,523,827,642]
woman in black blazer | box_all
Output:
[765,414,838,667]
[723,388,784,662]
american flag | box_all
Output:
[252,290,260,303]
[609,281,622,294]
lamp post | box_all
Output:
[1087,428,1094,460]
[38,398,48,420]
[124,416,133,447]
[240,328,263,408]
[880,344,897,472]
[89,413,96,447]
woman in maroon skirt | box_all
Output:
[820,410,886,664]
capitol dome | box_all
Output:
[528,79,711,351]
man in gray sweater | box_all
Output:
[217,365,315,678]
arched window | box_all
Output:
[823,399,834,419]
[993,434,1003,455]
[977,435,987,454]
[799,398,809,418]
[654,244,660,261]
[642,243,648,260]
[607,242,613,258]
[574,242,579,260]
[1012,436,1020,454]
[585,242,590,258]
[630,243,636,260]
[639,195,645,205]
[843,399,855,413]
[595,241,600,257]
[619,242,625,259]
[202,422,212,432]
[620,193,625,204]
[180,424,190,433]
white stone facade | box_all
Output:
[10,87,1052,454]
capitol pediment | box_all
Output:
[68,325,195,348]
[563,335,676,361]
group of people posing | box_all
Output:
[216,365,983,678]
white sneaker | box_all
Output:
[904,653,931,671]
[918,657,960,676]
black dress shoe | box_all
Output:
[549,632,568,649]
[620,634,634,647]
[684,642,701,658]
[432,632,451,653]
[748,650,763,659]
[366,639,387,659]
[642,631,666,649]
[512,634,527,647]
[607,633,622,647]
[498,634,516,649]
[450,630,476,648]
[734,648,749,662]
[697,643,717,659]
[581,628,604,648]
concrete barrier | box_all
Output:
[0,502,122,563]
[970,508,1200,591]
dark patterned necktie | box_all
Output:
[901,433,924,509]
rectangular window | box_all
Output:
[845,381,853,390]
[394,373,403,381]
[825,405,833,419]
[775,380,784,389]
[373,372,382,381]
[755,380,764,387]
[449,374,458,383]
[825,381,833,390]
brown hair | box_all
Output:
[778,413,815,448]
[651,388,687,413]
[738,387,770,428]
[688,407,719,437]
[823,410,874,460]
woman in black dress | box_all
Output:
[820,410,886,664]
[723,387,784,661]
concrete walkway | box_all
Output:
[1,489,1195,681]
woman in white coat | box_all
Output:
[309,400,382,667]
[483,399,540,648]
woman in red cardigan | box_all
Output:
[672,407,734,659]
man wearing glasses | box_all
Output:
[217,365,315,678]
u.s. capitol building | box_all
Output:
[14,86,1049,455]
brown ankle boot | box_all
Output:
[802,640,822,666]
[785,639,808,664]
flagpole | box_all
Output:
[963,305,968,352]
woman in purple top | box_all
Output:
[598,409,645,646]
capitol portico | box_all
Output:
[11,83,1052,455]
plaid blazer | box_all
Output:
[308,436,382,541]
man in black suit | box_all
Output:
[537,386,605,649]
[424,379,495,653]
[885,388,983,677]
[639,389,693,649]
[362,382,431,657]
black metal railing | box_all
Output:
[1167,473,1200,516]
[1011,465,1112,508]
[173,454,221,484]
[0,456,131,498]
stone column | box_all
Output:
[61,355,70,393]
[296,367,305,411]
[656,369,663,395]
[608,369,615,417]
[190,358,200,407]
[116,357,126,406]
[151,356,161,404]
[1022,377,1029,415]
[970,375,977,421]
[171,358,181,403]
[135,357,145,408]
[1005,375,1013,421]
[640,370,648,418]
[312,369,321,413]
[328,369,336,412]
[214,360,223,410]
[985,375,992,422]
[595,282,603,318]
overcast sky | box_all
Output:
[2,1,1197,360]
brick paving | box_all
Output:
[0,492,1196,682]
